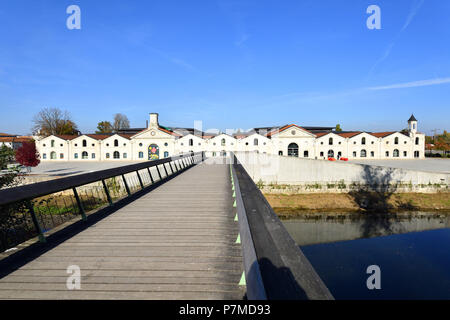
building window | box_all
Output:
[114,139,119,147]
[329,138,333,145]
[82,151,88,159]
[92,153,95,159]
[393,149,399,157]
[353,151,357,157]
[287,143,299,157]
[164,143,168,147]
[106,153,110,159]
[82,140,87,147]
[403,151,407,157]
[92,144,95,147]
[328,150,334,158]
[254,139,258,146]
[304,151,309,157]
[51,140,55,148]
[74,153,78,159]
[414,151,420,158]
[362,137,366,145]
[189,139,193,146]
[279,151,283,156]
[394,137,399,145]
[43,153,47,159]
[212,152,216,157]
[139,151,144,158]
[164,151,169,158]
[123,153,127,159]
[320,152,324,157]
[60,153,64,159]
[60,144,63,147]
[337,151,342,159]
[113,151,120,159]
[371,151,375,157]
[221,138,226,146]
[139,143,143,147]
[415,137,419,145]
[50,151,56,159]
[385,151,389,157]
[245,142,249,146]
[361,149,367,158]
[413,124,416,129]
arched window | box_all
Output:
[91,153,95,159]
[50,151,56,159]
[362,137,366,145]
[393,149,399,157]
[394,137,399,145]
[189,139,193,146]
[42,153,47,159]
[212,152,216,157]
[361,149,367,158]
[164,151,169,158]
[337,152,342,159]
[278,151,283,156]
[254,139,258,146]
[221,138,226,146]
[287,143,299,157]
[123,153,127,159]
[304,150,309,158]
[114,139,119,147]
[60,153,64,159]
[74,153,78,159]
[328,150,334,158]
[113,151,120,159]
[139,152,144,159]
[82,151,88,159]
[82,140,87,147]
[385,151,389,157]
[329,137,333,145]
[106,153,110,159]
[415,137,419,145]
[414,151,420,158]
[51,140,55,148]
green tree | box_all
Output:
[96,121,113,134]
[0,145,15,170]
[335,124,342,132]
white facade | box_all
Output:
[35,113,426,161]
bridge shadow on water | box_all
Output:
[0,165,193,279]
[348,165,418,238]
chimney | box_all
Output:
[149,113,159,128]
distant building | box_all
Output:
[0,133,33,150]
[35,113,425,161]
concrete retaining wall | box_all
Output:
[235,152,450,193]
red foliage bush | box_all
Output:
[15,141,40,167]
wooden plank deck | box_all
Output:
[0,163,245,299]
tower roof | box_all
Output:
[408,114,417,122]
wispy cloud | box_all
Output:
[367,77,450,91]
[369,0,425,76]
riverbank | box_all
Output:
[264,192,450,218]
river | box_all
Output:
[282,213,450,299]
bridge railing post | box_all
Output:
[122,174,131,196]
[102,179,113,206]
[147,167,154,184]
[26,200,46,243]
[136,170,144,189]
[72,187,87,221]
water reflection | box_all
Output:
[282,212,450,299]
[283,213,450,246]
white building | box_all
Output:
[35,113,425,161]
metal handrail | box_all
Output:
[0,152,203,206]
[0,152,204,252]
[231,152,334,300]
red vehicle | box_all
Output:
[340,157,349,161]
[328,157,336,161]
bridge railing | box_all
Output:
[230,152,334,300]
[0,152,204,253]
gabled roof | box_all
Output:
[369,132,397,138]
[335,132,362,138]
[53,135,79,141]
[408,114,417,122]
[266,124,313,137]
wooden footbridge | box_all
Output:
[0,153,333,300]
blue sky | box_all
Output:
[0,0,449,135]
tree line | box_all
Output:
[32,107,131,137]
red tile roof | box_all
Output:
[266,124,312,137]
[336,132,362,138]
[54,135,79,140]
[369,132,396,138]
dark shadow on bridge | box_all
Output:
[0,165,194,279]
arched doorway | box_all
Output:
[327,150,334,158]
[149,144,159,160]
[288,143,299,157]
